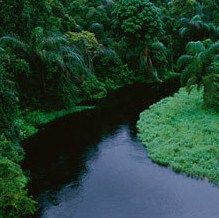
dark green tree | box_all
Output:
[0,63,36,217]
[0,0,52,37]
[0,27,88,107]
[112,0,165,81]
[180,15,219,41]
[177,40,219,110]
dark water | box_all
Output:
[23,82,219,218]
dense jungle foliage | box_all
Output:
[0,0,218,216]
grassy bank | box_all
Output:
[19,106,94,139]
[137,88,219,183]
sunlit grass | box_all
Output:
[137,88,219,183]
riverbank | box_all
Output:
[19,106,94,139]
[137,88,219,184]
[0,105,95,217]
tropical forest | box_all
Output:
[0,0,219,217]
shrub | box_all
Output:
[67,31,99,50]
[0,157,36,218]
[0,60,36,218]
[0,135,23,163]
[80,76,107,100]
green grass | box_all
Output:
[19,106,94,139]
[137,87,219,183]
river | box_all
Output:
[23,82,219,218]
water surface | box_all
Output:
[23,83,219,218]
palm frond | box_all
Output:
[180,66,195,86]
[185,41,205,55]
[177,54,193,69]
[191,15,202,22]
[151,41,166,51]
[179,27,189,38]
[39,35,68,51]
[213,26,219,39]
[180,14,218,41]
[0,36,29,53]
[40,50,67,72]
[178,38,219,91]
[207,42,219,55]
[185,76,199,93]
[211,60,219,73]
[95,47,117,58]
[61,46,90,76]
[180,17,190,25]
[190,20,202,30]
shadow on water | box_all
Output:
[23,79,209,217]
[22,79,219,218]
[23,80,179,196]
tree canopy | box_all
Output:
[0,0,218,216]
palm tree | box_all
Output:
[0,27,89,98]
[139,41,167,82]
[177,40,219,109]
[203,60,219,110]
[179,15,219,41]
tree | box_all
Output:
[0,27,89,107]
[179,15,219,41]
[139,41,167,82]
[112,0,165,81]
[0,157,36,217]
[0,63,19,138]
[67,31,99,71]
[0,64,36,217]
[0,0,51,37]
[112,0,163,44]
[198,0,219,24]
[177,40,219,110]
[171,0,198,18]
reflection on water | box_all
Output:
[23,82,219,218]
